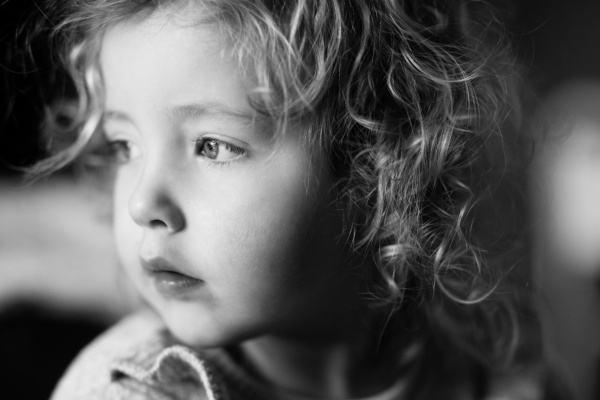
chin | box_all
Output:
[159,310,257,350]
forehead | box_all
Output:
[99,9,252,117]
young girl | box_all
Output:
[32,0,542,399]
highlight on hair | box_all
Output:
[31,0,535,396]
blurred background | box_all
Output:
[1,0,600,399]
[0,2,138,398]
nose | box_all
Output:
[128,166,185,233]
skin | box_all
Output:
[99,7,395,398]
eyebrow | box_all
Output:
[168,102,256,125]
[103,102,258,126]
[103,110,131,123]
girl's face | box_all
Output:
[100,11,361,346]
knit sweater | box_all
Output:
[50,311,407,400]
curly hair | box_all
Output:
[31,0,534,397]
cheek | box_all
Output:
[188,179,304,282]
[111,170,141,266]
[206,164,317,259]
[197,162,340,293]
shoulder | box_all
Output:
[50,310,210,400]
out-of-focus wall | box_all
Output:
[534,83,600,400]
[515,0,600,93]
[515,2,600,400]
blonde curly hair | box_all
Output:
[32,0,534,396]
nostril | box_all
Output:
[149,219,168,229]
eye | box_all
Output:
[85,134,140,168]
[107,140,133,164]
[195,138,246,163]
[84,126,142,168]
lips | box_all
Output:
[140,256,203,297]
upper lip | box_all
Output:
[140,256,194,277]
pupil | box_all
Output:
[204,140,219,159]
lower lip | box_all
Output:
[148,271,203,297]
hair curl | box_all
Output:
[31,0,535,396]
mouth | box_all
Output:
[140,257,203,297]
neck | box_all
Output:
[237,317,399,399]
